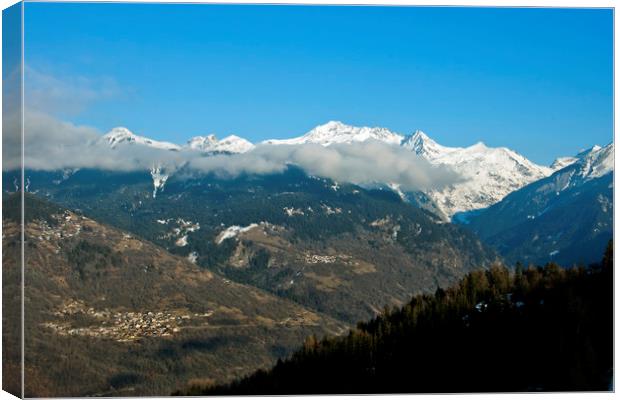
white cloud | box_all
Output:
[24,66,125,115]
[188,141,461,191]
[12,112,461,192]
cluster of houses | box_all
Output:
[43,299,213,342]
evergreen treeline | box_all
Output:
[183,242,613,394]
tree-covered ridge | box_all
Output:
[186,243,613,394]
[11,168,499,324]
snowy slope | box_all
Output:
[465,142,613,266]
[95,122,598,220]
[263,121,403,146]
[101,127,181,151]
[402,131,553,219]
[550,156,578,171]
[535,143,613,194]
[400,130,459,160]
[101,128,254,154]
[186,134,254,153]
[263,123,555,218]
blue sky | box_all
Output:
[24,3,612,165]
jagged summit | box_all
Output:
[401,130,459,160]
[186,134,254,153]
[186,134,219,150]
[573,142,614,180]
[402,132,552,218]
[263,121,403,146]
[549,144,611,173]
[94,121,605,220]
[101,127,181,151]
[214,135,255,153]
[550,156,579,171]
[100,128,254,154]
[101,127,137,147]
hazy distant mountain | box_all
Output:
[465,143,613,266]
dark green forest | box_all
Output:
[182,242,614,394]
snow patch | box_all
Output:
[187,251,198,264]
[283,207,305,217]
[216,223,260,244]
[321,204,342,215]
[387,182,406,201]
[176,236,188,247]
[150,165,169,198]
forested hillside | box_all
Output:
[185,243,613,394]
[14,167,498,323]
[2,194,346,396]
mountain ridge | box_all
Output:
[464,143,613,266]
[31,120,606,219]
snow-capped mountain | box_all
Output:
[263,121,403,146]
[101,127,181,151]
[402,131,553,220]
[186,134,254,153]
[99,128,254,194]
[550,156,579,171]
[91,122,605,223]
[101,128,255,154]
[400,130,458,160]
[572,144,612,180]
[263,122,555,219]
[534,143,613,195]
[465,142,613,266]
[186,134,218,151]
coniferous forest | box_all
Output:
[181,242,614,395]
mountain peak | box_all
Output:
[103,126,135,141]
[320,120,348,130]
[186,134,254,153]
[102,127,138,148]
[574,142,614,180]
[549,144,611,174]
[468,141,488,151]
[187,135,218,149]
[216,135,255,153]
[550,156,579,171]
[106,126,134,137]
[101,127,180,151]
[264,121,403,146]
[401,130,456,161]
[401,130,436,152]
[410,129,430,141]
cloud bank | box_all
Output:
[188,142,460,191]
[7,66,461,191]
[7,111,461,192]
